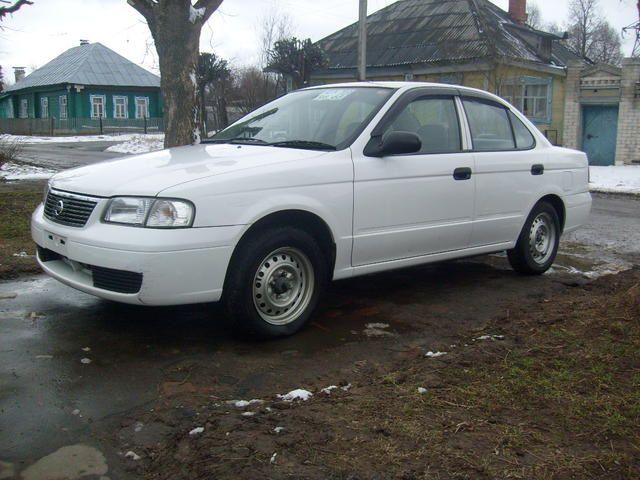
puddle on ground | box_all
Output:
[20,444,108,480]
[552,242,633,279]
[489,243,633,280]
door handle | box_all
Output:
[453,167,472,180]
[586,134,597,140]
[531,164,544,175]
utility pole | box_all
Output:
[357,0,367,81]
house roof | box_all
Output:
[6,42,160,92]
[316,0,584,73]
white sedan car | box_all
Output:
[32,82,591,337]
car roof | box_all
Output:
[304,81,507,106]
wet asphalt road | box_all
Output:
[0,193,638,479]
[17,142,127,170]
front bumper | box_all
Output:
[31,203,244,305]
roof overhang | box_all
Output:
[312,61,495,79]
[499,59,568,77]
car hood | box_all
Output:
[50,143,328,197]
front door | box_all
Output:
[582,105,618,166]
[352,94,474,266]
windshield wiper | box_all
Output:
[269,140,336,151]
[224,137,269,145]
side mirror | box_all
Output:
[364,131,422,157]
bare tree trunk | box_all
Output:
[149,10,200,147]
[128,0,223,148]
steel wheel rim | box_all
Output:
[528,212,556,265]
[252,247,315,326]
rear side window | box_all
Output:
[385,97,461,154]
[508,111,536,149]
[463,98,515,151]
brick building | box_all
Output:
[563,59,640,165]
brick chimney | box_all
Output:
[13,67,26,83]
[509,0,527,24]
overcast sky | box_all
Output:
[0,0,636,81]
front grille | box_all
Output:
[44,190,98,227]
[92,266,143,294]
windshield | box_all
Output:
[210,87,395,150]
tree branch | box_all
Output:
[193,0,223,23]
[127,0,156,23]
[0,0,33,20]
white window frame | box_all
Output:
[113,95,128,119]
[500,76,552,124]
[19,99,28,118]
[59,95,68,119]
[40,97,49,119]
[135,96,149,119]
[90,94,106,119]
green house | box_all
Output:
[0,42,161,121]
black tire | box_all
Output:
[507,201,560,275]
[223,226,329,338]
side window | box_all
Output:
[508,111,535,149]
[335,101,377,145]
[385,97,461,154]
[463,98,515,151]
[90,95,106,119]
[40,97,49,119]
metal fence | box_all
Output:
[0,117,164,136]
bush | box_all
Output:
[0,136,23,170]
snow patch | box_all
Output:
[417,387,427,394]
[189,426,204,435]
[270,452,278,464]
[475,335,504,341]
[273,426,284,433]
[321,385,338,394]
[589,165,640,195]
[550,261,632,280]
[425,351,447,358]
[1,162,56,180]
[363,322,395,337]
[241,411,256,417]
[366,322,389,329]
[277,389,313,402]
[80,358,92,364]
[228,399,263,408]
[124,450,141,461]
[105,134,164,154]
[1,133,160,144]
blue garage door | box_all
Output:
[581,105,618,166]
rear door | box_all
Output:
[462,96,542,246]
[352,90,475,266]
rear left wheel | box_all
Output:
[507,201,560,275]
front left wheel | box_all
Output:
[223,227,329,338]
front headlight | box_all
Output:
[103,197,194,228]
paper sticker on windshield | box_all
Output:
[313,89,355,101]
